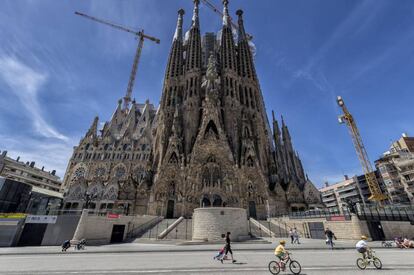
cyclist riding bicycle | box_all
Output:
[274,240,289,270]
[356,235,369,259]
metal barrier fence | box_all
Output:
[0,208,133,217]
[356,205,414,222]
[288,210,351,220]
[267,204,414,222]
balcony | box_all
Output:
[338,189,360,198]
[322,190,335,196]
[337,185,357,193]
[325,201,339,208]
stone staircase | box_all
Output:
[248,218,272,238]
[163,218,192,240]
[138,218,175,239]
[248,218,290,238]
[134,218,193,240]
[264,219,290,237]
[270,218,304,238]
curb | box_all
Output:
[0,246,390,256]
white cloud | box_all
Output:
[0,56,68,141]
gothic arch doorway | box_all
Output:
[201,197,211,207]
[212,195,223,207]
[166,200,174,218]
[248,201,257,219]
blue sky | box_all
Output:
[1,0,414,187]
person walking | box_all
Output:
[289,228,294,244]
[221,232,236,263]
[325,227,336,249]
[293,228,300,244]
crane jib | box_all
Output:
[74,11,160,110]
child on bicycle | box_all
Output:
[356,235,369,259]
[274,240,288,269]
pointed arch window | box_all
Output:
[169,152,179,164]
[204,120,219,139]
[246,156,254,167]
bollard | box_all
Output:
[268,220,272,239]
[185,219,188,240]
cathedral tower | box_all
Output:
[148,0,321,219]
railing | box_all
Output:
[126,216,163,239]
[356,205,414,222]
[287,210,351,220]
[5,208,133,217]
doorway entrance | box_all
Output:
[110,224,125,243]
[308,222,325,239]
[212,195,222,207]
[367,221,385,241]
[166,200,175,218]
[17,223,48,246]
[201,197,211,207]
[248,201,257,219]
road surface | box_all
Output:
[0,249,411,274]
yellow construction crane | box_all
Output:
[75,11,160,110]
[337,96,387,204]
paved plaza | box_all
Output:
[0,240,412,275]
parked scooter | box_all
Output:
[61,240,71,252]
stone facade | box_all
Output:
[61,101,157,214]
[62,0,322,219]
[148,1,321,219]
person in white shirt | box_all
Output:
[356,235,369,258]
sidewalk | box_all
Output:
[0,238,389,256]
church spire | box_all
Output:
[220,0,237,71]
[236,9,256,80]
[165,10,185,80]
[173,9,185,42]
[281,115,293,152]
[272,111,281,137]
[185,0,202,71]
[191,0,200,28]
[222,0,230,26]
[281,115,292,143]
[85,116,99,138]
[236,9,246,41]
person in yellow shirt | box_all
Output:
[274,240,288,269]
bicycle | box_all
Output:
[268,252,302,275]
[356,249,382,270]
[381,241,393,248]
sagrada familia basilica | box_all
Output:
[62,0,322,219]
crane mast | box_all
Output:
[337,96,387,204]
[75,11,160,110]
